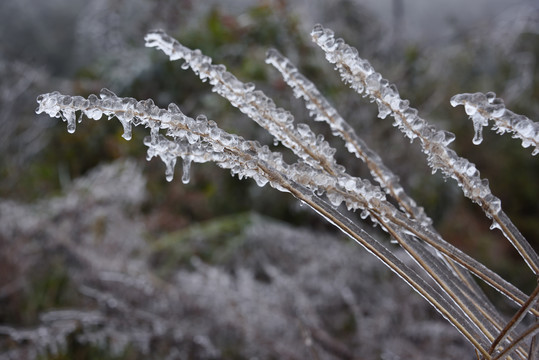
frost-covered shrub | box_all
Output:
[0,160,471,359]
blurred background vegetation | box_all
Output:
[0,0,538,358]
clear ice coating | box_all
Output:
[310,24,509,223]
[145,30,342,177]
[164,156,176,182]
[63,108,77,134]
[266,47,431,225]
[31,24,539,356]
[451,92,538,155]
[35,32,513,238]
[181,156,192,184]
[33,26,539,355]
[36,89,302,193]
[313,25,539,284]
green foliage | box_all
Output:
[150,212,254,277]
[39,333,137,360]
[4,260,78,327]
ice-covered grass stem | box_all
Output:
[35,24,539,359]
[263,47,539,324]
[311,24,539,277]
[36,88,502,354]
[144,30,342,179]
[263,46,537,351]
[265,48,430,226]
[450,91,539,155]
[143,33,533,352]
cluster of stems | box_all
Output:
[35,25,539,359]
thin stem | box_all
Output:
[374,213,498,342]
[290,191,492,357]
[492,324,539,360]
[311,24,539,276]
[266,48,429,225]
[490,283,539,355]
[388,211,536,315]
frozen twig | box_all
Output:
[488,284,539,356]
[144,30,342,177]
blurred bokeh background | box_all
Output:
[0,0,538,358]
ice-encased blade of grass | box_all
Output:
[265,48,431,226]
[451,92,539,156]
[311,24,539,276]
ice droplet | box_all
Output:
[485,92,496,104]
[489,222,500,231]
[464,103,477,116]
[168,103,182,114]
[88,94,98,106]
[63,109,76,134]
[67,121,76,134]
[100,88,117,99]
[376,101,391,119]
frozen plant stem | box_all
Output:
[450,92,539,156]
[265,48,430,226]
[489,284,539,356]
[145,33,533,341]
[35,89,491,354]
[145,30,342,178]
[311,24,539,276]
[35,25,539,359]
[264,48,526,322]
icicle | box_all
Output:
[63,109,76,134]
[150,122,159,145]
[164,156,176,182]
[77,111,84,124]
[471,113,488,145]
[167,103,182,115]
[99,88,117,99]
[182,156,192,184]
[120,118,133,140]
